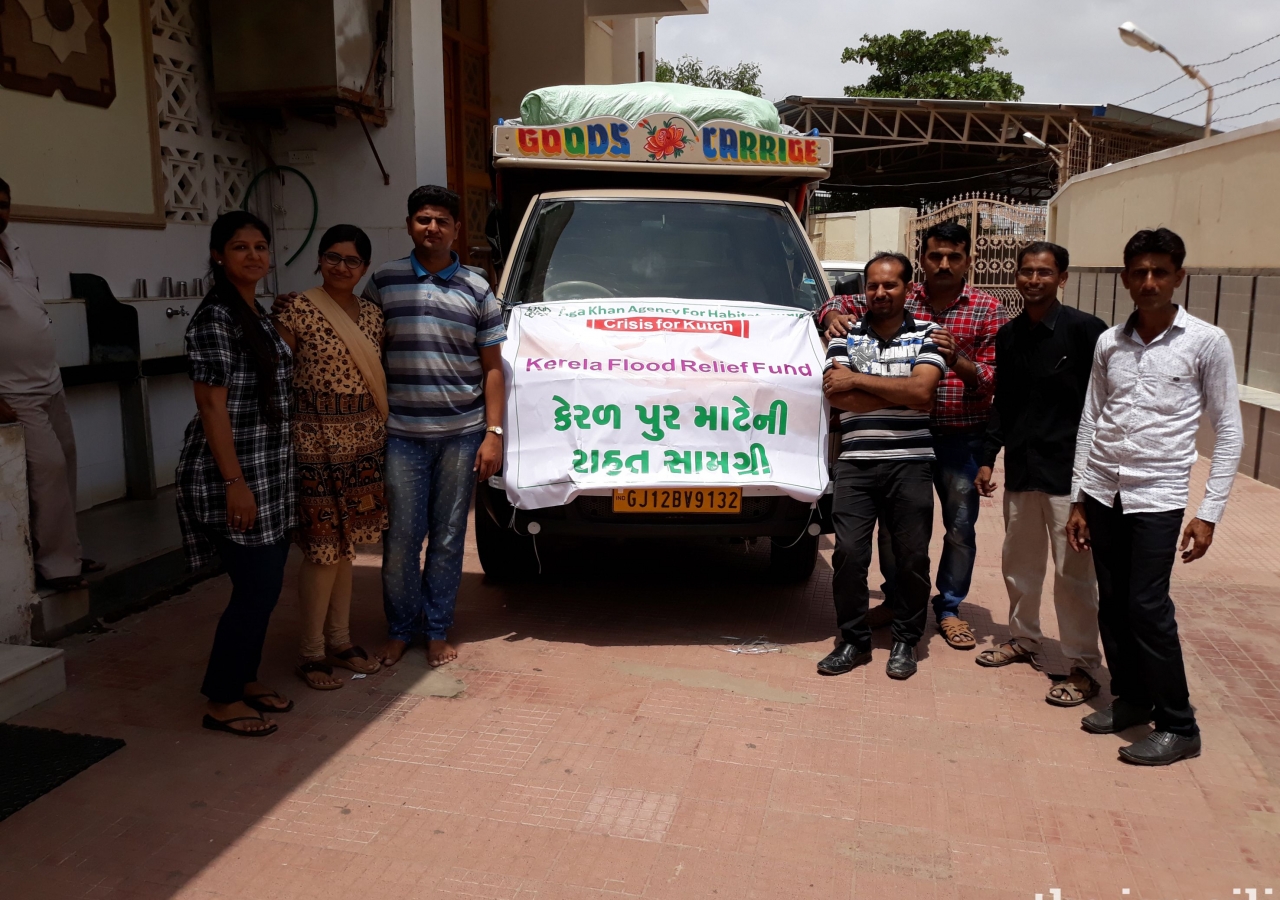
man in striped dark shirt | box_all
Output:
[817,252,947,681]
[817,223,1003,652]
[363,185,506,669]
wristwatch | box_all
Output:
[486,425,504,436]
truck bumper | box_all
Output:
[478,482,821,540]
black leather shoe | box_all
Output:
[816,643,872,675]
[1080,699,1155,734]
[1118,730,1202,766]
[885,641,917,680]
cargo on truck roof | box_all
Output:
[494,83,833,179]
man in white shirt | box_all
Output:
[0,178,95,591]
[1066,228,1243,766]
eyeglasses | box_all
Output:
[1017,268,1059,279]
[320,251,367,269]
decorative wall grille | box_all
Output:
[151,0,254,223]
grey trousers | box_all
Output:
[4,390,82,580]
[1001,489,1101,672]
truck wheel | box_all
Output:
[769,531,819,583]
[475,498,539,582]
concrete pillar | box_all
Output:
[635,17,655,81]
[408,0,448,188]
[0,423,38,645]
[610,19,638,84]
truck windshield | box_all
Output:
[508,199,826,310]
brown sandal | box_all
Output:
[297,659,344,691]
[1046,668,1100,707]
[976,640,1042,669]
[938,617,976,650]
[326,644,381,675]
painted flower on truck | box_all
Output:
[639,118,689,160]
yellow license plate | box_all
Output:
[611,487,743,514]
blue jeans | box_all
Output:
[382,431,484,642]
[929,430,984,621]
[877,429,984,622]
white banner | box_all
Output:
[501,298,830,509]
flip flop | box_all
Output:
[326,645,381,674]
[202,713,277,737]
[244,689,295,712]
[296,660,343,691]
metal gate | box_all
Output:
[906,193,1047,316]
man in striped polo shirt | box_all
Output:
[818,252,947,681]
[363,185,506,669]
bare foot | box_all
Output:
[379,638,408,667]
[427,639,457,668]
[206,700,275,734]
[243,681,292,711]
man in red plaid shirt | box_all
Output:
[817,221,1005,650]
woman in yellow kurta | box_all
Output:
[273,225,388,689]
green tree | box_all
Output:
[655,55,764,97]
[842,30,1024,101]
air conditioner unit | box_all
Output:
[209,0,392,123]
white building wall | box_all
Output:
[8,0,450,510]
[149,374,196,489]
[64,384,127,511]
[807,208,914,262]
[270,0,448,294]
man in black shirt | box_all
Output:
[974,242,1107,706]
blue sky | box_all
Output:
[657,0,1280,131]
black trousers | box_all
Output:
[1084,495,1197,736]
[831,458,934,651]
[200,537,292,704]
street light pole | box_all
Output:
[1119,22,1214,139]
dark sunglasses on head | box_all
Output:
[320,251,367,269]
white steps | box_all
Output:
[0,644,66,721]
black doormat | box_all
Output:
[0,723,125,821]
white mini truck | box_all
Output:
[477,110,836,582]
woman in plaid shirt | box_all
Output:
[176,211,296,738]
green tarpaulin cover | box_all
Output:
[519,82,782,133]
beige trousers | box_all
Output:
[4,390,82,580]
[298,557,353,659]
[1001,490,1101,672]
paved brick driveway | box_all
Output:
[2,459,1278,899]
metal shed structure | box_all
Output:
[776,96,1208,209]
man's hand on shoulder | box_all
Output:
[823,313,856,340]
[931,327,958,366]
